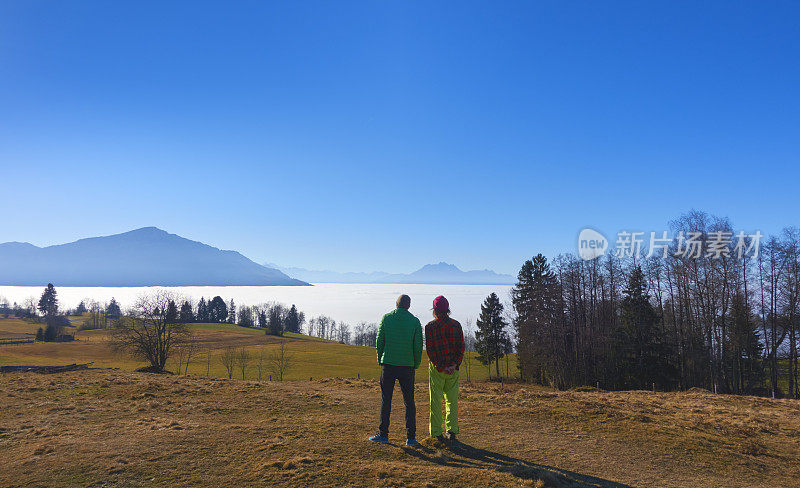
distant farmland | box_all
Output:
[0,318,514,382]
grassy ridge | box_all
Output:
[0,318,514,381]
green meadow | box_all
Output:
[0,317,515,382]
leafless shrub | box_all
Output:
[268,340,293,381]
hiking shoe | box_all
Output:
[405,438,420,447]
[369,434,388,444]
[446,432,457,443]
[431,434,447,443]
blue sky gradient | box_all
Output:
[1,2,798,274]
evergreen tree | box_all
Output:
[227,299,236,324]
[727,292,764,393]
[43,323,59,341]
[475,293,508,378]
[267,306,283,336]
[617,266,676,390]
[43,315,70,341]
[38,283,58,317]
[258,310,267,328]
[106,298,122,318]
[165,300,179,324]
[237,306,254,327]
[75,301,88,315]
[179,301,195,323]
[285,305,300,333]
[197,297,209,322]
[36,327,44,341]
[208,296,228,323]
[512,254,565,386]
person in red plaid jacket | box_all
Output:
[425,295,464,442]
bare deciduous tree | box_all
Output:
[111,291,190,372]
[256,348,266,381]
[268,340,293,381]
[173,338,199,375]
[173,344,188,374]
[463,318,475,382]
[220,346,237,379]
[24,297,38,318]
[237,347,251,380]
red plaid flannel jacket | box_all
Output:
[425,316,465,373]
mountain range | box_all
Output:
[0,227,514,286]
[0,227,308,287]
[272,262,516,285]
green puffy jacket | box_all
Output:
[376,308,423,369]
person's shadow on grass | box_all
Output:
[401,438,637,488]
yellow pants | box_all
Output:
[428,362,459,436]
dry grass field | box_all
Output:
[1,369,800,487]
[0,317,48,339]
[3,317,800,487]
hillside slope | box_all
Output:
[0,227,308,286]
[0,319,508,382]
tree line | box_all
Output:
[305,316,379,346]
[505,210,800,398]
[8,286,311,341]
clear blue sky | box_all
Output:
[1,2,798,274]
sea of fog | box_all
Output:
[0,283,515,327]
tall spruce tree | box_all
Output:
[106,298,122,318]
[227,299,236,324]
[258,310,268,328]
[475,293,508,378]
[267,306,284,336]
[617,266,676,390]
[179,301,195,323]
[197,297,208,322]
[512,254,565,387]
[165,300,179,324]
[727,291,763,393]
[38,283,58,317]
[285,305,300,333]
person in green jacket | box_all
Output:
[369,294,423,447]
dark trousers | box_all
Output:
[379,364,416,439]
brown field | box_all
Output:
[1,368,799,487]
[0,318,47,339]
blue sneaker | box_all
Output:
[405,438,420,447]
[369,434,388,443]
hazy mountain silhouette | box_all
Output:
[273,261,514,285]
[0,227,309,286]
